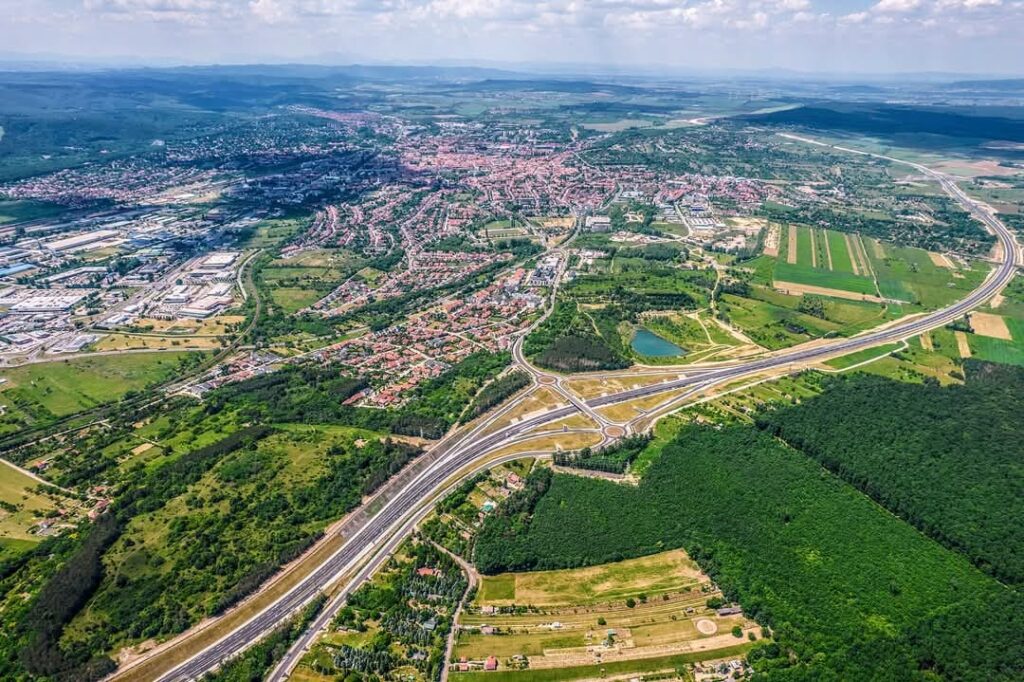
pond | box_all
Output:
[631,328,686,357]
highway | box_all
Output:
[140,139,1019,682]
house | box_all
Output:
[716,606,743,617]
[481,626,496,635]
[458,657,470,672]
[485,656,498,671]
[417,566,441,577]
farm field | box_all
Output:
[966,316,1024,366]
[773,225,878,297]
[864,237,989,308]
[261,249,364,313]
[475,550,705,607]
[458,549,757,677]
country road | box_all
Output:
[118,136,1020,682]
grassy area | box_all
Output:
[476,550,704,607]
[967,320,1024,366]
[865,238,989,308]
[0,199,68,225]
[0,460,73,545]
[824,342,902,370]
[453,645,753,681]
[0,352,202,424]
[719,286,888,350]
[238,216,309,249]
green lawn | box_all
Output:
[825,343,902,370]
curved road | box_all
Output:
[143,141,1018,682]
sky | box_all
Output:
[2,0,1023,75]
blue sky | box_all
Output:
[2,0,1022,74]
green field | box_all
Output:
[824,343,902,370]
[0,352,202,423]
[720,286,888,350]
[0,199,68,225]
[865,239,989,308]
[967,317,1024,366]
[770,226,878,296]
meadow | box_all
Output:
[0,352,203,431]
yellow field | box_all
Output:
[94,335,225,351]
[476,550,704,607]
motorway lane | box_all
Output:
[150,143,1018,681]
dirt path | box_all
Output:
[845,234,863,275]
[786,225,798,264]
[809,228,818,268]
[821,229,834,270]
[955,331,973,358]
[434,541,478,682]
[762,224,780,257]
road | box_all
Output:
[135,139,1019,682]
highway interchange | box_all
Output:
[129,137,1020,682]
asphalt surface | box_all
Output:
[151,144,1018,682]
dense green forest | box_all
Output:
[473,425,1024,681]
[757,361,1024,587]
[463,370,531,421]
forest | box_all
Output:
[757,361,1024,587]
[473,425,1024,681]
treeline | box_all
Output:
[473,468,553,574]
[17,514,120,681]
[757,361,1024,587]
[553,434,652,474]
[463,370,530,421]
[473,424,1024,680]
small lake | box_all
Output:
[631,328,686,357]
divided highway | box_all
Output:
[139,139,1019,682]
